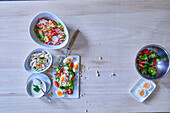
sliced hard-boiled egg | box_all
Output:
[143,82,152,90]
[63,57,73,64]
[137,89,147,97]
[55,90,64,97]
[60,76,65,83]
[73,62,79,72]
[63,66,69,74]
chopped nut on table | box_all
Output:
[111,73,116,77]
[49,92,53,96]
[98,57,102,60]
[60,50,64,54]
[85,110,88,112]
[79,71,82,74]
[96,71,99,77]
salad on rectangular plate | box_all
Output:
[53,55,80,98]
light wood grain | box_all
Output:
[0,0,170,112]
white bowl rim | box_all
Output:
[29,12,69,49]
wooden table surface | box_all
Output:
[0,0,170,112]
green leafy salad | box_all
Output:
[136,48,161,78]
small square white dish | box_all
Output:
[130,78,156,102]
[52,55,80,98]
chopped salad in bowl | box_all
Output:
[135,45,170,80]
[29,51,51,72]
[29,12,69,49]
[34,17,66,45]
[24,48,52,73]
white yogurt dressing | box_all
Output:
[30,79,46,98]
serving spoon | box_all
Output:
[53,29,80,68]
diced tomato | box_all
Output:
[71,78,75,81]
[41,17,45,19]
[53,32,58,36]
[65,88,73,95]
[152,65,157,71]
[141,49,149,54]
[54,73,60,76]
[58,40,62,44]
[139,60,145,64]
[58,69,62,77]
[136,57,139,62]
[55,28,60,33]
[54,81,59,88]
[152,65,156,69]
[147,51,152,55]
[70,62,74,68]
[138,64,144,68]
[153,58,156,66]
[49,38,52,42]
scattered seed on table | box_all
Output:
[99,57,102,60]
[96,71,99,77]
[85,110,88,112]
[60,50,64,54]
[80,71,82,74]
[111,73,116,77]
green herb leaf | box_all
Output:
[148,67,157,76]
[33,85,40,93]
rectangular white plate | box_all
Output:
[130,78,156,102]
[52,55,80,98]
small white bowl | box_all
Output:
[29,12,69,49]
[24,48,52,73]
[26,78,47,98]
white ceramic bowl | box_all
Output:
[24,48,52,73]
[26,78,47,98]
[29,12,69,49]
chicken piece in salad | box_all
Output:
[34,17,66,45]
[54,57,79,97]
[29,51,51,72]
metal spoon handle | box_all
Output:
[41,88,52,103]
[66,29,79,56]
[44,93,52,103]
